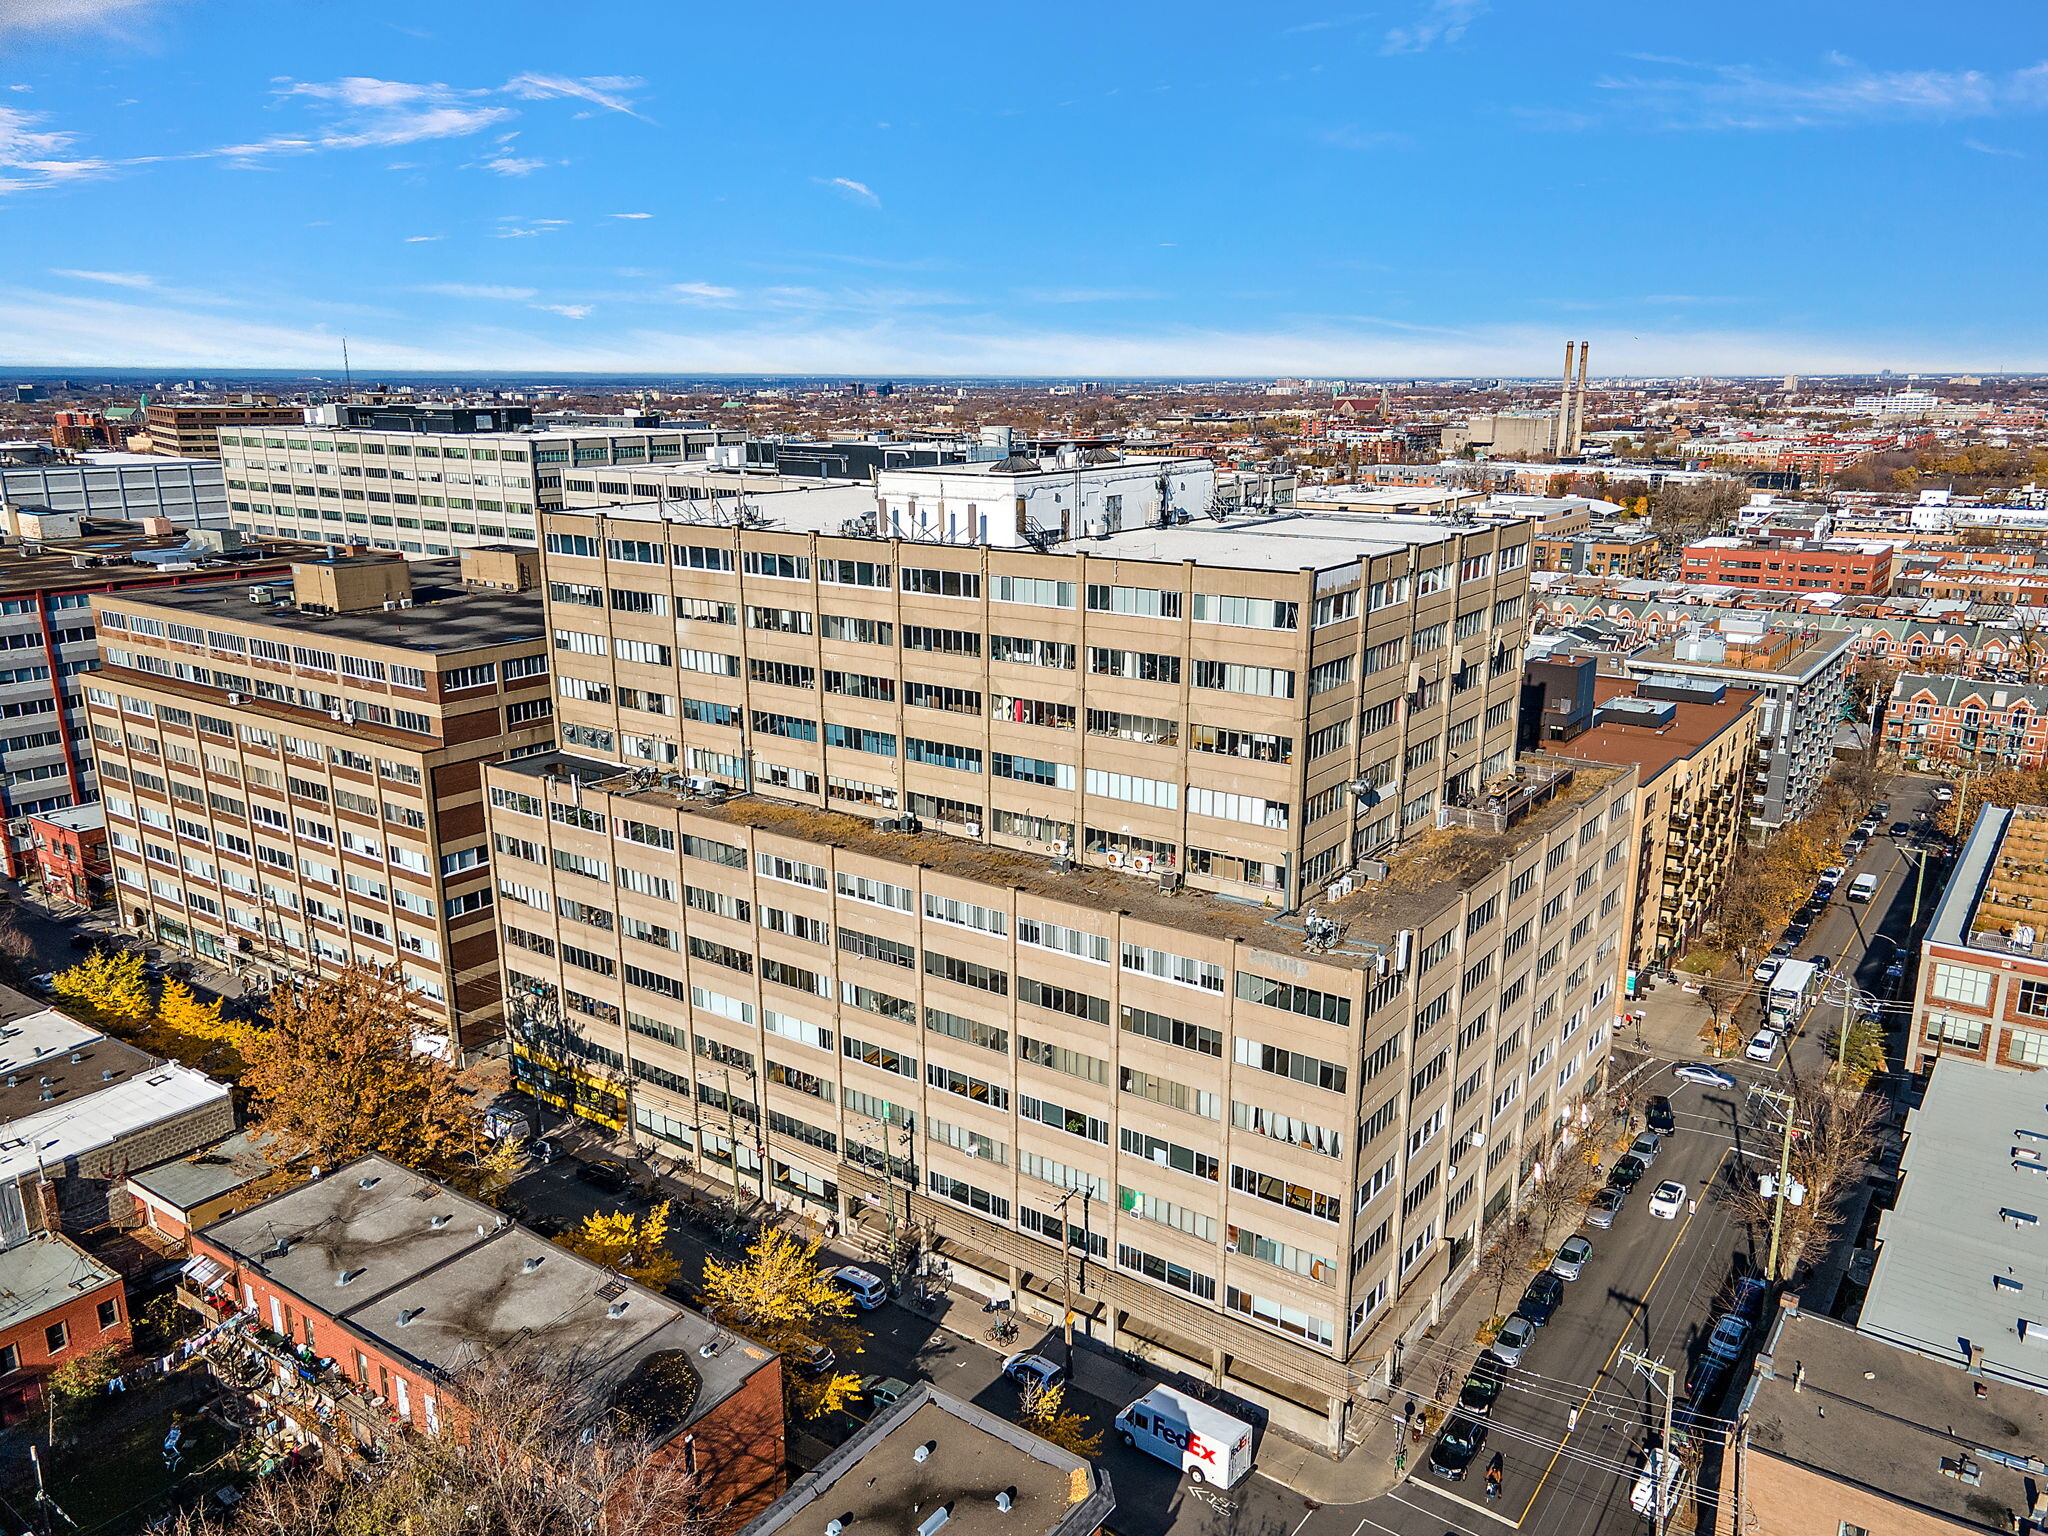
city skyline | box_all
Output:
[1,0,2044,374]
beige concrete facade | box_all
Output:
[85,552,553,1048]
[481,503,1636,1446]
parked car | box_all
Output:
[1685,1355,1728,1403]
[833,1266,891,1310]
[1705,1314,1752,1363]
[1645,1096,1677,1136]
[573,1159,634,1194]
[1551,1235,1594,1281]
[1767,940,1795,960]
[1001,1353,1066,1393]
[1519,1272,1566,1325]
[1809,954,1833,974]
[1818,866,1847,887]
[1933,784,1955,803]
[1610,1153,1651,1189]
[1745,1028,1784,1064]
[1782,921,1809,945]
[796,1341,838,1378]
[1752,957,1782,984]
[862,1375,912,1412]
[1884,957,1907,991]
[1673,1063,1736,1088]
[1647,1181,1688,1219]
[1458,1359,1508,1416]
[1872,801,1891,818]
[1428,1413,1489,1481]
[1488,1315,1536,1366]
[1628,1132,1662,1165]
[1889,821,1911,837]
[1730,1277,1768,1319]
[1585,1186,1626,1229]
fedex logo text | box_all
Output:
[1153,1422,1218,1464]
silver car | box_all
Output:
[1551,1235,1593,1281]
[1488,1314,1536,1366]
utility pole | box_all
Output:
[1049,1185,1090,1367]
[1619,1348,1679,1536]
[1750,1085,1805,1282]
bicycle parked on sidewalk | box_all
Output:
[984,1317,1020,1346]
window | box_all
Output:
[1193,594,1297,630]
[1234,971,1351,1026]
[901,567,980,599]
[743,552,809,580]
[1234,1037,1347,1092]
[992,576,1075,607]
[1090,648,1180,683]
[1087,584,1181,618]
[1931,964,1993,1008]
[1193,660,1293,697]
[45,1321,67,1354]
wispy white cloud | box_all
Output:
[671,282,740,304]
[1381,0,1485,54]
[502,73,650,121]
[1017,287,1163,304]
[610,211,653,219]
[1591,56,2048,130]
[816,176,880,207]
[1964,136,2027,157]
[416,283,537,300]
[480,154,549,176]
[531,303,593,319]
[0,105,111,195]
[213,77,513,160]
[403,234,445,243]
[50,268,156,289]
[1281,12,1376,35]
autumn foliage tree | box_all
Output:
[51,946,151,1021]
[700,1228,865,1418]
[241,964,487,1187]
[557,1204,683,1292]
[1019,1381,1102,1457]
[1719,1083,1884,1281]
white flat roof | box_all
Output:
[0,1059,229,1186]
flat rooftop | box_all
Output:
[1631,627,1853,684]
[1743,1309,2048,1530]
[560,484,880,537]
[737,1387,1112,1536]
[1543,675,1760,784]
[0,1234,120,1333]
[129,1127,292,1214]
[0,1057,228,1188]
[102,556,545,654]
[1082,507,1527,573]
[1858,1056,2048,1391]
[0,528,329,598]
[500,752,1626,970]
[0,1007,157,1125]
[200,1156,773,1431]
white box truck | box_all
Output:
[1767,959,1819,1029]
[1114,1387,1254,1487]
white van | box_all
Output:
[1846,873,1880,904]
[1114,1387,1254,1487]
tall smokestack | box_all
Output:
[1569,341,1590,455]
[1556,342,1576,454]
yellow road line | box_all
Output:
[1511,1144,1733,1526]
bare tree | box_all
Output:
[165,1357,733,1536]
[1528,1155,1600,1241]
[1719,1084,1885,1282]
[1473,1215,1539,1316]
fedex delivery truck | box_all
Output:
[1114,1387,1255,1487]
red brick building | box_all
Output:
[1884,674,2048,773]
[0,1233,130,1423]
[1912,803,2048,1077]
[25,803,109,906]
[1680,537,1893,595]
[185,1157,785,1518]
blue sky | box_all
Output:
[1,0,2043,376]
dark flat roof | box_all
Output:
[101,558,545,654]
[1543,675,1760,784]
[0,528,329,598]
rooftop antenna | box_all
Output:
[341,337,354,402]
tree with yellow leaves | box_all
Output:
[700,1227,866,1418]
[1019,1381,1102,1457]
[556,1202,683,1292]
[51,947,151,1021]
[156,978,256,1051]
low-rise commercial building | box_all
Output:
[1533,530,1658,579]
[1728,1305,2048,1536]
[187,1156,786,1514]
[25,803,109,905]
[0,452,229,526]
[87,549,553,1048]
[1625,625,1853,836]
[1680,537,1894,596]
[1912,804,2048,1076]
[1858,1056,2048,1390]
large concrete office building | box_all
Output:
[0,453,230,527]
[86,549,553,1049]
[219,406,744,558]
[481,476,1636,1447]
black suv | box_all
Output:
[1645,1096,1677,1136]
[1610,1152,1651,1188]
[1428,1414,1488,1481]
[1458,1360,1507,1417]
[1519,1272,1566,1326]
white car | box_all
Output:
[1745,1028,1783,1064]
[831,1266,890,1310]
[1487,1314,1536,1366]
[1647,1181,1687,1220]
[1751,958,1781,984]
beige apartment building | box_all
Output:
[133,400,302,459]
[481,491,1637,1446]
[86,548,554,1049]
